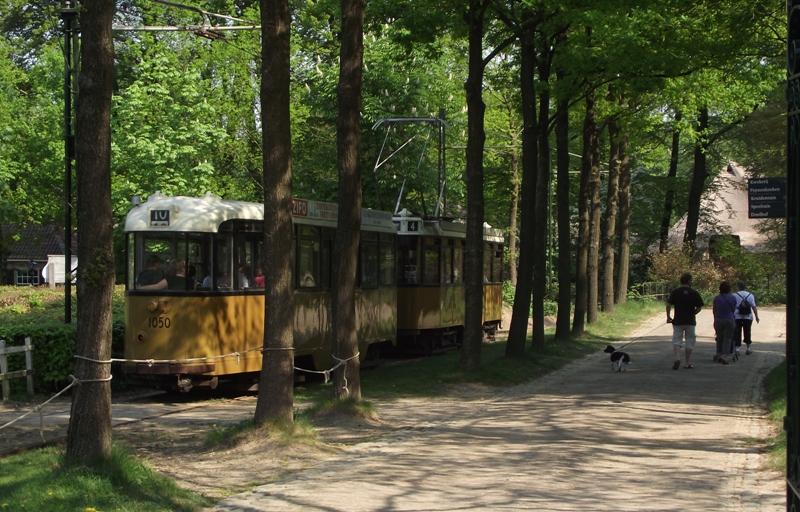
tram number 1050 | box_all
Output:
[148,316,171,329]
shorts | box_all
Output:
[672,325,696,349]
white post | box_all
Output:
[0,340,9,401]
[24,337,34,396]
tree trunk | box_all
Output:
[554,93,571,340]
[615,133,631,305]
[658,110,682,253]
[461,0,488,371]
[531,37,551,351]
[601,117,620,313]
[332,0,364,401]
[683,106,709,252]
[506,23,537,357]
[508,151,520,287]
[255,0,294,426]
[571,95,593,336]
[586,96,601,324]
[66,0,115,465]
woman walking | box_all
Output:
[713,281,737,365]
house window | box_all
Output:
[16,269,40,286]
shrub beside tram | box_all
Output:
[123,193,503,390]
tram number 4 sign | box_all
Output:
[747,177,786,219]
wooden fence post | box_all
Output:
[0,340,9,401]
[25,337,34,397]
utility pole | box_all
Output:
[61,0,78,324]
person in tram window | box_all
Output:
[238,264,251,289]
[137,255,168,290]
[254,267,265,288]
[166,260,194,290]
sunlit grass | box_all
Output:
[205,416,318,449]
[0,445,209,511]
[764,359,786,473]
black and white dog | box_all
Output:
[604,344,631,372]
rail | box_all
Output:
[0,337,34,401]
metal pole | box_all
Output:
[61,1,77,324]
[787,2,800,508]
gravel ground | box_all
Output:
[212,307,786,512]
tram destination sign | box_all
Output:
[747,177,786,219]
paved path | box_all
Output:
[214,307,786,511]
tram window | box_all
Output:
[296,226,320,289]
[165,235,192,291]
[453,240,463,284]
[320,229,333,289]
[235,232,260,290]
[360,232,379,289]
[397,236,418,285]
[422,237,440,285]
[186,235,207,290]
[379,234,395,286]
[442,239,453,285]
[208,235,232,290]
[136,235,173,290]
[492,244,503,283]
[483,243,492,283]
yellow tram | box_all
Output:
[123,192,504,390]
[123,192,397,390]
[393,208,504,353]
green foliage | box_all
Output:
[0,286,126,391]
[0,445,210,511]
[649,246,725,293]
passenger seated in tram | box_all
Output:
[253,267,265,288]
[238,264,251,289]
[137,255,168,290]
[166,260,195,290]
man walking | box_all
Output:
[734,281,760,356]
[666,273,704,370]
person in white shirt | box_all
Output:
[733,281,760,356]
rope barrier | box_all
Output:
[0,375,78,433]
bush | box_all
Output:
[0,320,126,392]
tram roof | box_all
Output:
[124,192,396,233]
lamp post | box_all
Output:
[61,1,78,323]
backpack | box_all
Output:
[737,292,752,315]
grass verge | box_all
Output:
[764,359,786,473]
[355,299,663,399]
[205,416,318,449]
[0,445,210,512]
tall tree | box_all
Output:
[461,0,490,370]
[601,115,620,313]
[658,110,682,253]
[683,106,709,251]
[506,20,538,357]
[531,31,552,351]
[553,81,571,340]
[586,97,601,324]
[332,0,365,401]
[255,0,294,425]
[571,94,593,336]
[614,131,631,305]
[66,0,115,464]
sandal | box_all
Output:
[684,364,694,369]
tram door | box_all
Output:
[787,2,800,509]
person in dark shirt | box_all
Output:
[666,273,704,370]
[137,255,167,290]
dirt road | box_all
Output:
[213,307,786,511]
